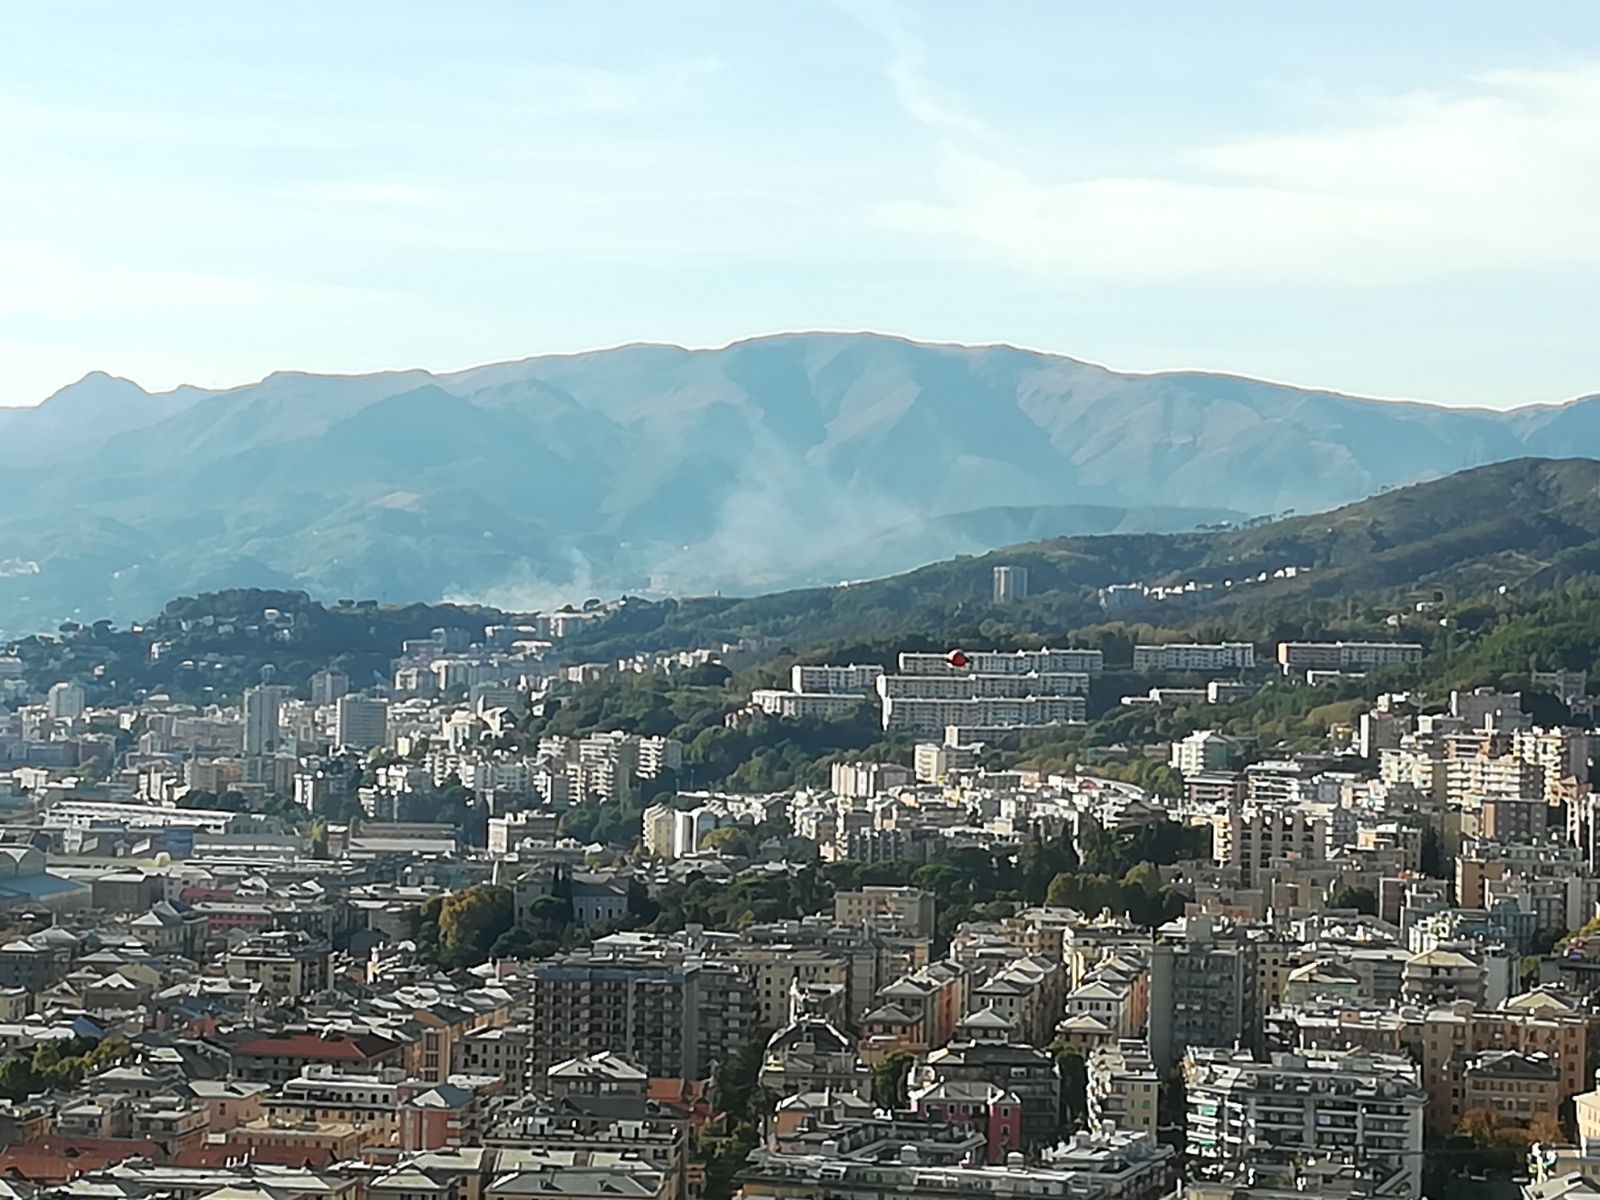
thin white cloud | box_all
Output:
[838,0,989,139]
[515,56,725,116]
[867,32,1600,287]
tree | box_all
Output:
[1122,862,1162,898]
[1456,1106,1545,1175]
[1530,1112,1566,1145]
[702,825,757,858]
[1529,926,1568,956]
[433,884,514,968]
[1328,884,1378,916]
[1056,1046,1088,1130]
[703,1031,773,1200]
[1457,1107,1500,1144]
[524,893,571,934]
[489,926,538,960]
[871,1051,914,1111]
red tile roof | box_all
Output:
[0,1138,165,1182]
[235,1031,398,1060]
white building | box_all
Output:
[877,672,1090,700]
[749,690,867,720]
[1169,731,1240,776]
[831,761,914,799]
[1132,643,1255,673]
[636,735,683,780]
[308,670,349,706]
[790,664,885,695]
[672,807,721,858]
[880,694,1086,736]
[1277,641,1424,674]
[914,742,982,783]
[241,685,283,755]
[993,565,1030,604]
[46,681,86,721]
[897,648,1104,675]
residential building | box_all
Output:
[1149,916,1259,1070]
[1089,1040,1161,1137]
[335,695,389,750]
[1276,642,1425,674]
[897,649,1104,675]
[833,887,935,939]
[224,929,332,998]
[992,565,1029,604]
[242,685,284,755]
[919,1009,1061,1145]
[790,664,885,695]
[524,953,755,1081]
[1184,1049,1426,1197]
[1170,731,1242,776]
[1134,643,1255,673]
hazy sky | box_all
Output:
[6,1,1600,408]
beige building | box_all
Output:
[1210,804,1330,885]
[224,930,331,998]
[834,887,936,939]
[1460,1050,1561,1129]
[1088,1040,1160,1136]
[1409,992,1594,1136]
[732,945,851,1032]
[268,1066,405,1145]
[1401,949,1485,1006]
[228,1117,372,1159]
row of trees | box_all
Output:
[0,1035,130,1101]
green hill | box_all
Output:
[555,457,1600,659]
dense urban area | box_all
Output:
[5,552,1600,1200]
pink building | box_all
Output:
[398,1082,480,1150]
[910,1080,1023,1163]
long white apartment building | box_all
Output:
[877,671,1090,700]
[790,664,885,694]
[897,648,1104,675]
[749,690,868,720]
[1277,641,1424,674]
[881,694,1086,736]
[1132,642,1256,673]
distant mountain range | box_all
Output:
[5,332,1600,635]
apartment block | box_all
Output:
[834,886,936,939]
[1276,641,1424,674]
[881,694,1087,736]
[1210,803,1331,885]
[1089,1040,1161,1137]
[1184,1049,1426,1197]
[897,648,1104,675]
[748,690,868,720]
[790,664,885,695]
[1133,643,1255,673]
[1149,916,1259,1069]
[525,953,755,1081]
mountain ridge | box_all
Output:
[17,330,1600,414]
[6,333,1600,636]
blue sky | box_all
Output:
[5,1,1600,408]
